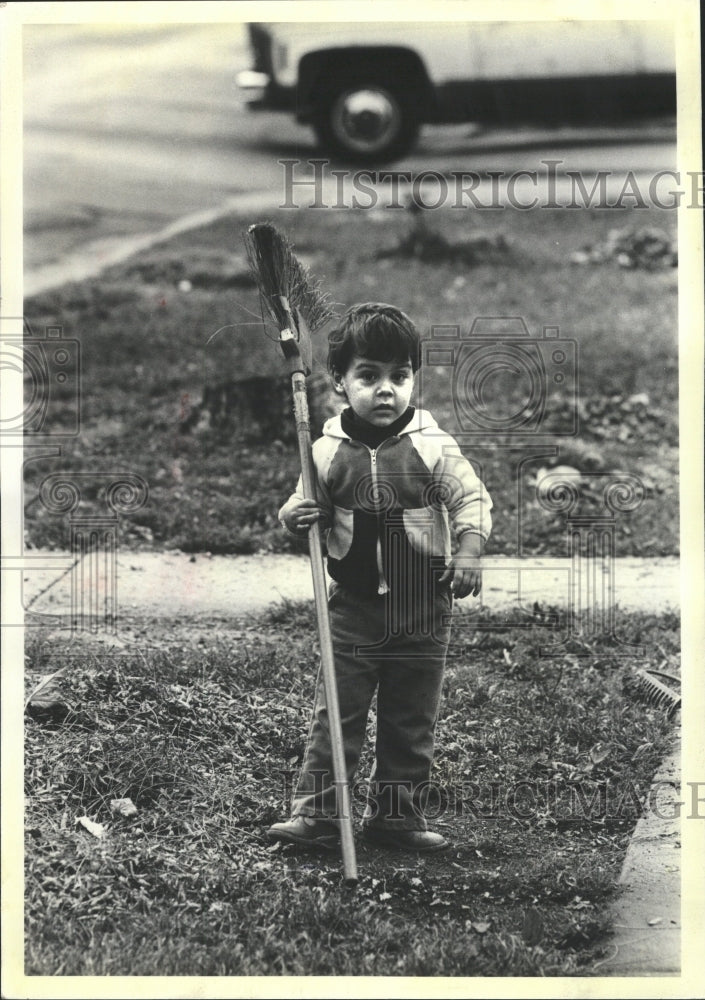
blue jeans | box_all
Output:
[291,580,452,831]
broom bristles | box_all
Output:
[245,222,335,335]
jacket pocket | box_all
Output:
[402,507,448,556]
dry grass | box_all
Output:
[25,604,678,976]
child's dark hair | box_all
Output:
[327,302,421,375]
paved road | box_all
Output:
[23,23,285,269]
[23,23,677,276]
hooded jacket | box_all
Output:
[279,408,492,598]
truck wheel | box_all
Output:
[312,78,419,163]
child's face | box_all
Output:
[334,354,415,427]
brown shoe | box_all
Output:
[266,816,339,851]
[362,826,449,852]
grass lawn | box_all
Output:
[24,603,678,977]
[22,203,678,558]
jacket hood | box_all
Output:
[322,408,440,439]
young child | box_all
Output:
[268,303,492,852]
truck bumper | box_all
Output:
[236,70,271,105]
[236,70,299,114]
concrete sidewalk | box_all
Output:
[16,550,680,624]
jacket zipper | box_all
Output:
[368,445,389,595]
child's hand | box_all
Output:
[439,558,482,599]
[282,498,328,534]
[439,533,484,599]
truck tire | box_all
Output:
[312,76,419,164]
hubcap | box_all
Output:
[331,87,401,153]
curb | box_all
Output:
[23,188,288,298]
[594,742,681,976]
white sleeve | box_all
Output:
[435,434,493,541]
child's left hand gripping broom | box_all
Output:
[244,223,358,886]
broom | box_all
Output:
[244,223,358,886]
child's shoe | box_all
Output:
[266,816,339,851]
[362,825,449,852]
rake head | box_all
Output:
[634,668,681,716]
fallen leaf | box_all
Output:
[24,668,66,711]
[589,742,611,764]
[25,671,73,724]
[76,816,105,839]
[110,797,138,818]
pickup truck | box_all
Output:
[236,20,675,162]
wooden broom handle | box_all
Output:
[291,372,358,885]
